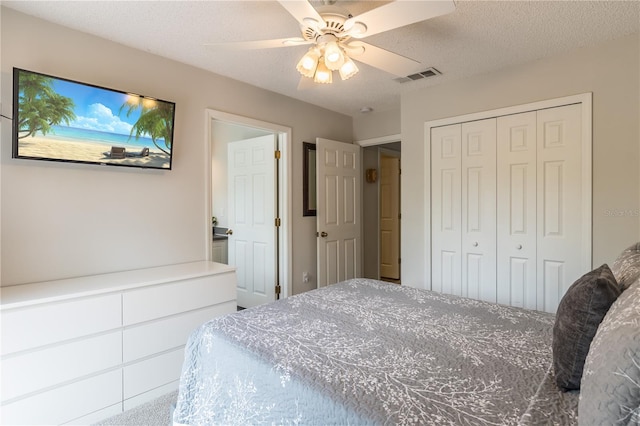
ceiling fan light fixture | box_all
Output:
[314,58,333,84]
[323,41,345,70]
[296,48,320,78]
[339,57,359,80]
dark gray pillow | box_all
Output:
[552,264,621,391]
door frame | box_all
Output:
[378,148,401,281]
[204,109,292,298]
[423,93,593,289]
[356,134,402,281]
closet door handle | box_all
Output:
[516,244,522,250]
[472,242,478,247]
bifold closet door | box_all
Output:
[461,119,496,302]
[431,119,497,300]
[496,104,583,313]
[496,112,538,310]
[431,102,585,312]
[536,104,583,313]
[431,124,462,295]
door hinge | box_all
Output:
[275,284,281,298]
[275,150,281,159]
[275,217,281,227]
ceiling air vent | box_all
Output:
[394,67,441,83]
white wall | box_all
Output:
[401,33,640,288]
[0,8,352,288]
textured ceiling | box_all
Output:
[3,0,639,117]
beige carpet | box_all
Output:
[93,391,177,426]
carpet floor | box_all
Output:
[93,391,177,426]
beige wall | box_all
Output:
[401,32,640,288]
[0,8,352,289]
[353,108,400,141]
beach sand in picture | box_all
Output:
[17,136,170,169]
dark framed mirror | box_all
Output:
[303,142,316,216]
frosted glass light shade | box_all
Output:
[324,41,345,71]
[314,59,333,84]
[339,57,359,80]
[296,48,320,78]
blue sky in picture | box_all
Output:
[53,79,142,136]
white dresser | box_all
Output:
[0,261,237,425]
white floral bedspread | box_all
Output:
[173,278,577,425]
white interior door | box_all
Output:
[380,153,401,280]
[430,124,462,295]
[497,111,538,309]
[228,135,276,308]
[316,138,361,287]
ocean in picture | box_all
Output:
[37,125,163,149]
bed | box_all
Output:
[173,243,640,426]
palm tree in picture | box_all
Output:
[17,73,76,139]
[120,97,174,155]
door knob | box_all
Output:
[516,244,522,250]
[226,229,233,235]
[472,242,478,247]
[320,231,328,238]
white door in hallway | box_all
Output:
[316,138,361,287]
[228,135,276,308]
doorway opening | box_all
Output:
[362,141,401,284]
[205,109,292,308]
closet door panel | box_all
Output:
[537,104,583,313]
[497,112,537,309]
[431,124,461,295]
[461,119,496,302]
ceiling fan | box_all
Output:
[206,0,456,85]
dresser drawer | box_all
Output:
[123,348,185,399]
[123,302,234,362]
[1,293,121,355]
[0,369,122,425]
[1,331,122,402]
[122,272,236,325]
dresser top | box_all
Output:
[1,261,236,310]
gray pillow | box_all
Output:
[552,264,621,391]
[611,242,640,291]
[578,278,640,425]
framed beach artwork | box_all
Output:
[12,68,176,170]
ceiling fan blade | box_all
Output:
[347,41,422,77]
[278,0,325,30]
[204,37,310,50]
[345,0,455,39]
